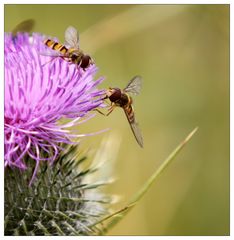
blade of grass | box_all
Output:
[129,126,199,205]
[92,127,198,231]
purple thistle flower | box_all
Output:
[4,32,105,181]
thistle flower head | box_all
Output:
[4,32,104,174]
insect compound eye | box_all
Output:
[80,55,91,69]
[109,88,121,102]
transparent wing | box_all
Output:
[64,26,79,49]
[39,50,64,57]
[12,19,35,36]
[123,106,143,148]
[124,76,142,95]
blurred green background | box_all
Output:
[4,4,229,236]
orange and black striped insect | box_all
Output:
[97,76,143,148]
[44,26,93,70]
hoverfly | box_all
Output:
[44,26,93,70]
[98,76,143,148]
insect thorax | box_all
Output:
[68,49,83,63]
[119,93,131,107]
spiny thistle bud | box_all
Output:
[4,145,112,236]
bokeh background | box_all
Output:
[4,4,229,236]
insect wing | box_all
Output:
[124,76,142,96]
[40,50,64,58]
[12,19,35,37]
[64,26,79,49]
[123,105,143,148]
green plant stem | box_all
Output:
[130,126,198,205]
[92,127,198,231]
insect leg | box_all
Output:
[42,57,57,67]
[106,105,116,116]
[94,108,106,116]
[94,103,116,116]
